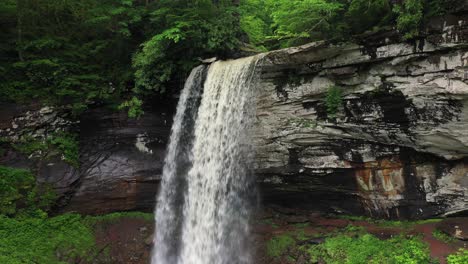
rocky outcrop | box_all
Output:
[0,101,173,215]
[63,104,174,214]
[1,14,467,219]
[0,103,79,200]
[254,12,468,218]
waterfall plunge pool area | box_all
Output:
[2,210,466,263]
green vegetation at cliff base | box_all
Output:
[0,212,153,264]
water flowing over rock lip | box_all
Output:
[153,56,261,264]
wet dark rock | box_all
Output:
[437,218,468,241]
[255,11,468,219]
[1,12,467,219]
[63,105,174,214]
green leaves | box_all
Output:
[0,214,96,264]
[12,132,80,167]
[266,234,296,258]
[0,167,35,216]
[307,232,433,264]
[118,96,144,119]
[0,166,56,217]
[447,249,468,264]
[48,132,80,167]
[393,0,424,40]
[270,0,344,44]
[1,0,463,117]
[326,86,343,119]
[132,0,241,97]
[345,0,393,34]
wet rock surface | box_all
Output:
[63,104,174,214]
[254,12,468,218]
[437,218,468,241]
[0,101,174,215]
[0,103,79,203]
[1,14,467,218]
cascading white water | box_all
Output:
[152,65,206,264]
[152,56,259,264]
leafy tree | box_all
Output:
[132,0,241,95]
[266,0,345,47]
[1,0,464,117]
[239,0,273,50]
[393,0,424,40]
[0,0,148,114]
[345,0,393,34]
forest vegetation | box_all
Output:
[0,0,464,117]
[1,1,468,263]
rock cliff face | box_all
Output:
[1,13,467,219]
[63,105,174,214]
[0,103,79,203]
[0,102,173,214]
[254,12,468,218]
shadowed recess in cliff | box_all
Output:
[152,56,261,264]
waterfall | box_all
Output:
[152,56,260,264]
[152,65,206,264]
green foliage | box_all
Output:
[48,132,80,167]
[239,0,461,49]
[294,228,308,241]
[84,211,153,226]
[266,0,345,47]
[325,86,342,119]
[307,233,433,264]
[0,214,96,264]
[0,0,148,112]
[0,166,35,216]
[132,0,241,95]
[1,0,463,114]
[239,0,273,50]
[392,0,464,40]
[266,234,296,257]
[0,166,56,217]
[447,249,468,264]
[0,210,156,264]
[12,136,48,156]
[118,96,144,119]
[345,0,393,34]
[393,0,424,40]
[12,132,79,167]
[432,229,456,244]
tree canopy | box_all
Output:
[0,0,462,117]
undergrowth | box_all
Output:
[447,249,468,264]
[12,132,79,167]
[266,234,296,257]
[84,211,153,226]
[0,166,56,217]
[0,214,96,264]
[325,86,343,119]
[433,229,456,244]
[0,211,153,264]
[307,231,434,264]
